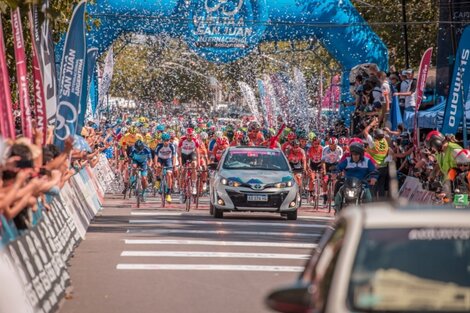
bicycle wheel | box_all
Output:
[185,178,192,212]
[195,175,200,209]
[327,180,333,213]
[161,175,166,208]
[136,175,142,208]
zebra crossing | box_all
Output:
[117,208,333,273]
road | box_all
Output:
[59,194,334,313]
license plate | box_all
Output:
[247,194,268,202]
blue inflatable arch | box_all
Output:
[86,0,388,101]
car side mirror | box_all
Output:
[265,282,313,313]
[208,163,218,171]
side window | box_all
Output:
[311,222,347,312]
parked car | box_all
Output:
[266,203,470,313]
[209,146,300,219]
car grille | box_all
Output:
[226,190,288,208]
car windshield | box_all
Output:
[222,149,289,171]
[348,228,470,312]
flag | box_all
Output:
[77,47,98,134]
[96,46,114,116]
[0,18,15,139]
[32,0,59,124]
[415,48,433,111]
[54,1,87,149]
[441,26,470,135]
[11,8,33,139]
[29,9,47,144]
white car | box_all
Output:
[266,203,470,313]
[209,146,300,219]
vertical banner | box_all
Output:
[413,47,433,147]
[441,26,470,135]
[96,46,114,116]
[11,8,33,139]
[32,0,59,124]
[0,18,16,139]
[29,9,48,144]
[77,47,98,134]
[54,1,87,149]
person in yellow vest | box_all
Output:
[364,118,390,199]
[119,126,143,194]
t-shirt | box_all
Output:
[404,78,417,109]
[307,146,323,163]
[155,143,175,160]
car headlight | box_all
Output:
[274,180,294,188]
[220,178,242,187]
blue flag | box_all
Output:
[77,47,98,134]
[54,1,86,149]
[441,25,470,135]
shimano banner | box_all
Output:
[54,1,87,149]
[441,26,470,135]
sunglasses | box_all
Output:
[458,164,469,167]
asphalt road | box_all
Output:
[59,194,334,313]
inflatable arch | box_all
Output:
[85,0,388,101]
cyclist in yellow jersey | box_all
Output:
[120,126,144,193]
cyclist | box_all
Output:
[307,136,323,195]
[286,139,307,189]
[452,149,470,195]
[334,143,378,212]
[128,139,153,200]
[321,137,343,205]
[120,126,143,193]
[426,130,463,181]
[155,133,176,203]
[247,121,265,146]
[178,128,200,195]
[282,132,296,153]
[213,136,230,162]
[197,133,210,192]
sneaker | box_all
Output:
[166,194,172,203]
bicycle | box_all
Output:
[159,166,172,208]
[195,169,209,209]
[180,161,194,212]
[128,164,143,208]
[307,170,322,210]
[326,173,338,213]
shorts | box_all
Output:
[132,162,148,177]
[309,161,322,172]
[289,162,303,173]
[158,158,173,170]
[181,152,197,165]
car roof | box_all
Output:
[343,202,470,228]
[227,146,281,152]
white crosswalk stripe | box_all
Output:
[124,239,317,248]
[117,264,304,272]
[121,251,310,259]
[126,229,321,237]
[129,219,327,229]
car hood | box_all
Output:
[219,169,293,186]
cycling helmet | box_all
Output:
[287,132,297,141]
[215,130,223,139]
[425,130,445,151]
[135,139,144,151]
[308,132,317,141]
[161,133,170,141]
[248,121,260,131]
[373,128,385,140]
[339,137,348,146]
[186,128,194,136]
[240,135,250,146]
[200,131,209,141]
[296,129,308,139]
[292,139,300,147]
[349,137,363,145]
[455,149,470,165]
[349,143,365,158]
[156,124,165,132]
[328,137,338,146]
[129,126,137,134]
[234,130,244,139]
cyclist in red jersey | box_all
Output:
[213,137,230,162]
[307,137,323,191]
[287,139,307,188]
[230,130,244,146]
[247,121,265,146]
[282,132,297,153]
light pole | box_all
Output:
[401,0,410,69]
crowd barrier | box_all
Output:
[398,176,436,204]
[0,156,119,313]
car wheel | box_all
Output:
[209,202,214,215]
[286,210,297,221]
[214,206,224,219]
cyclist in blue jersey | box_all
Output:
[129,139,153,198]
[154,133,176,203]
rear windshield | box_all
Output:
[348,228,470,312]
[222,150,289,171]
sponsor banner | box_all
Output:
[399,176,435,204]
[0,19,15,139]
[29,9,48,144]
[32,0,59,124]
[441,26,470,135]
[11,8,33,139]
[96,46,114,116]
[54,1,87,149]
[78,47,99,134]
[415,48,433,110]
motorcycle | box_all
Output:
[337,176,367,213]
